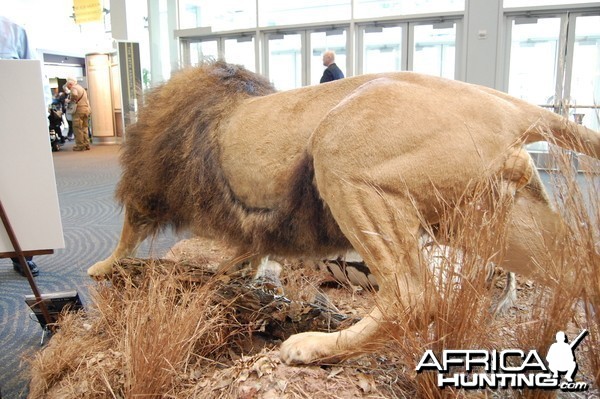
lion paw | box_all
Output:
[87,258,115,279]
[279,331,339,365]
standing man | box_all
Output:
[0,15,40,276]
[319,50,344,83]
[65,77,91,151]
[0,15,33,60]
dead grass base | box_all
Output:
[26,239,411,398]
[27,235,599,398]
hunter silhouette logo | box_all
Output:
[546,330,588,383]
[415,329,589,391]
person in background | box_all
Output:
[56,91,72,140]
[65,77,91,151]
[56,91,66,112]
[319,50,344,84]
[49,97,65,144]
[62,84,74,140]
[56,91,67,120]
[0,15,40,277]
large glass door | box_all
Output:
[360,25,405,74]
[358,20,459,78]
[507,16,562,111]
[223,36,256,72]
[266,32,303,90]
[309,29,348,85]
[565,14,600,132]
[186,36,256,72]
[411,21,457,79]
[505,12,600,155]
[188,40,219,66]
[265,28,349,89]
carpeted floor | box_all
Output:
[0,141,181,399]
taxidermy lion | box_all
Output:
[89,61,600,365]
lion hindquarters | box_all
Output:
[501,189,566,285]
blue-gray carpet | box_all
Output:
[0,142,180,398]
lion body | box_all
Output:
[93,61,600,364]
[116,64,597,258]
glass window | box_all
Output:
[224,37,256,72]
[267,33,303,90]
[362,26,403,74]
[259,0,350,27]
[569,15,600,131]
[507,17,561,152]
[179,0,256,31]
[310,30,347,85]
[507,17,561,106]
[412,23,456,79]
[355,0,463,19]
[158,0,173,80]
[504,0,598,7]
[189,41,219,66]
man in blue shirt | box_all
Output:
[0,16,34,60]
[0,15,40,277]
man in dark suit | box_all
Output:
[320,50,344,83]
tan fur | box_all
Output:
[88,62,600,364]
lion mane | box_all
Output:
[116,61,350,257]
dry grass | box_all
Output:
[547,147,600,386]
[28,262,239,398]
[28,147,599,398]
[386,145,599,399]
[384,177,515,398]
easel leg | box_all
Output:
[40,327,49,346]
[0,199,54,328]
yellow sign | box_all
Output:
[73,0,103,24]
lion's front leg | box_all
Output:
[87,257,118,278]
[280,307,385,364]
[88,207,149,278]
[280,259,423,365]
[279,183,424,364]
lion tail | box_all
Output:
[523,112,600,159]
